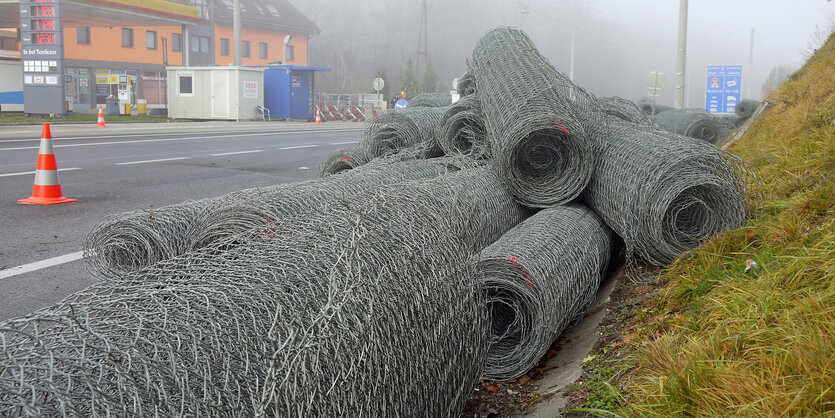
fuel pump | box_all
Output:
[116,75,133,114]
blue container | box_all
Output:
[262,65,330,119]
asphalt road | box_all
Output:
[0,121,363,321]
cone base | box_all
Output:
[18,196,77,205]
[96,122,106,127]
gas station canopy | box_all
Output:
[0,0,202,28]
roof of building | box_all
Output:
[213,0,320,36]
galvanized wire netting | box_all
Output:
[317,147,370,177]
[187,157,474,254]
[0,167,526,417]
[583,118,755,266]
[720,114,745,128]
[716,116,738,133]
[470,26,604,207]
[637,98,674,116]
[652,109,724,144]
[360,107,448,158]
[82,190,253,279]
[478,204,613,380]
[409,93,453,107]
[457,70,476,97]
[84,155,460,280]
[439,94,491,159]
[735,99,759,118]
[599,96,654,126]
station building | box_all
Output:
[0,0,319,111]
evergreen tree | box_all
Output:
[374,67,391,99]
[401,55,421,98]
[422,55,440,93]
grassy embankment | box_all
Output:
[567,32,834,416]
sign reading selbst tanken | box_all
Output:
[705,65,742,114]
[20,0,66,115]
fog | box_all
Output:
[294,0,834,107]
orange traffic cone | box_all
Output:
[96,104,106,127]
[314,106,322,124]
[18,123,76,205]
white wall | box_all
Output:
[0,60,23,112]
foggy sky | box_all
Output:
[294,0,834,106]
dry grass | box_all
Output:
[621,32,835,416]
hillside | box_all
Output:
[566,32,834,416]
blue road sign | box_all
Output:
[395,99,409,109]
[705,65,742,114]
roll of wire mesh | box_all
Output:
[0,167,526,417]
[652,109,724,144]
[409,92,453,107]
[721,114,745,128]
[318,147,370,177]
[186,156,478,259]
[439,94,491,159]
[360,106,448,158]
[84,155,457,280]
[478,204,613,380]
[457,70,476,97]
[599,96,654,126]
[735,99,759,118]
[716,115,739,134]
[583,118,755,266]
[470,26,600,207]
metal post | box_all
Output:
[569,30,577,81]
[233,0,241,66]
[747,28,754,99]
[182,24,190,66]
[674,0,688,109]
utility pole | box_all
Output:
[747,28,754,99]
[233,0,241,66]
[416,0,428,77]
[674,0,688,109]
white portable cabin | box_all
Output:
[166,66,264,120]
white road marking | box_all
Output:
[280,144,318,150]
[210,149,264,156]
[330,141,359,145]
[0,128,363,146]
[0,251,84,280]
[0,167,81,178]
[115,157,190,165]
[298,166,310,170]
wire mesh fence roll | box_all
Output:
[83,189,255,280]
[599,96,654,126]
[360,106,448,158]
[717,115,740,133]
[636,98,675,116]
[318,147,371,177]
[477,204,613,380]
[582,118,756,266]
[735,99,759,118]
[0,167,526,416]
[470,26,596,207]
[84,156,455,280]
[185,157,473,260]
[722,114,745,127]
[652,109,724,144]
[410,92,453,107]
[457,70,476,97]
[439,94,491,159]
